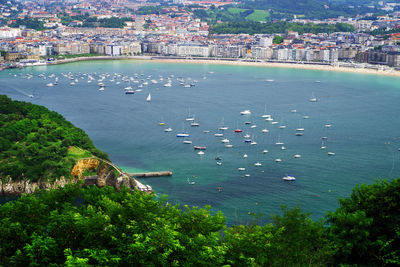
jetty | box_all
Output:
[128,171,173,178]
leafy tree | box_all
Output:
[273,35,284,44]
[327,179,400,266]
[0,184,227,266]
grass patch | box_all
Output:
[82,169,98,177]
[228,7,246,14]
[246,9,270,21]
[67,146,93,160]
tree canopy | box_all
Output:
[1,177,399,266]
[0,183,334,266]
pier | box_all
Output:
[128,171,173,178]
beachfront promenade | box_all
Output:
[12,55,399,77]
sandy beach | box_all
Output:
[149,58,400,78]
[48,56,400,78]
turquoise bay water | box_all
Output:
[2,60,400,224]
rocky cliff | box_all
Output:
[0,158,137,196]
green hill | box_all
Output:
[0,95,108,183]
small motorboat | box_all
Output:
[197,151,205,155]
[282,175,296,181]
[176,133,189,137]
[234,129,243,133]
[294,154,301,158]
[216,162,222,166]
[240,110,251,115]
[254,162,262,167]
[238,168,246,171]
[194,146,206,150]
[183,140,192,144]
[164,128,172,132]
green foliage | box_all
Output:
[224,206,334,266]
[273,35,284,44]
[327,179,400,266]
[1,177,400,265]
[0,95,108,182]
[212,21,355,35]
[136,6,163,15]
[240,0,379,20]
[0,184,227,266]
[9,17,45,31]
[245,9,270,22]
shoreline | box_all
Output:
[24,55,400,78]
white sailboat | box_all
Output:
[146,93,151,102]
[186,107,195,121]
[261,104,270,118]
[309,92,318,102]
[176,122,189,137]
[218,117,229,130]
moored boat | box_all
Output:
[283,175,296,181]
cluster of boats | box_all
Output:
[161,103,336,183]
[18,71,201,102]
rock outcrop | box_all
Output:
[0,158,137,196]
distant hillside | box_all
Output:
[0,95,108,183]
[239,0,381,19]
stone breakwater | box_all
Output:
[0,158,138,196]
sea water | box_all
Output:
[1,60,400,224]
